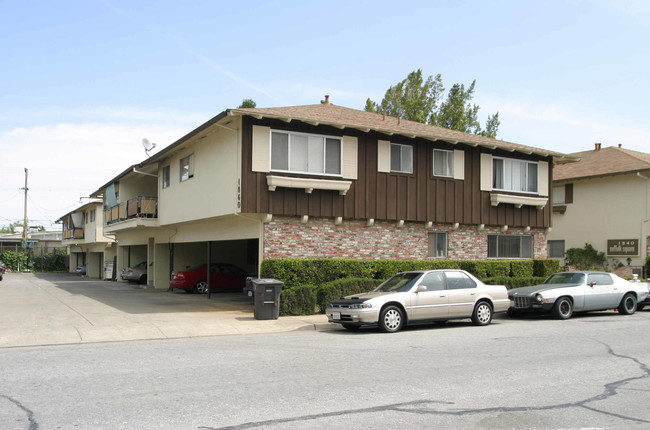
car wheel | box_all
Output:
[379,305,404,333]
[342,324,360,331]
[618,293,637,315]
[194,280,209,294]
[553,297,573,319]
[472,301,493,326]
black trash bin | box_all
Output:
[253,279,283,320]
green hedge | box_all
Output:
[483,276,547,289]
[279,284,318,316]
[315,278,383,314]
[263,258,561,288]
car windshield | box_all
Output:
[544,273,585,285]
[373,273,422,293]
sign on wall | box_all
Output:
[607,239,639,256]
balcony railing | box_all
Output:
[62,228,84,240]
[105,196,158,225]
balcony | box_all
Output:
[62,228,84,240]
[104,196,158,233]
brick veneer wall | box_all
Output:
[263,216,548,260]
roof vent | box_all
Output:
[321,95,330,105]
[595,143,601,151]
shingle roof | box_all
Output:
[232,103,576,163]
[554,146,650,181]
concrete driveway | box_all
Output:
[0,273,328,348]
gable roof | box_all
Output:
[554,146,650,181]
[231,103,577,164]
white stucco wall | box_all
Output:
[548,172,650,266]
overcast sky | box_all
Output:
[1,0,649,230]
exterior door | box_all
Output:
[412,272,448,320]
[445,271,478,318]
[583,273,620,309]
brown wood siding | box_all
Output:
[240,116,552,228]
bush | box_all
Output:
[566,243,606,270]
[483,276,546,289]
[509,260,534,277]
[279,284,318,316]
[31,248,68,272]
[1,250,33,272]
[533,259,561,277]
[315,278,382,313]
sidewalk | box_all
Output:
[0,272,334,348]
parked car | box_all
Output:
[121,261,148,284]
[75,265,86,275]
[325,270,509,333]
[0,260,5,281]
[170,263,250,294]
[507,271,649,319]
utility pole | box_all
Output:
[22,168,28,244]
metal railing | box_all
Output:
[105,196,158,225]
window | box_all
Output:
[390,143,413,174]
[85,211,89,224]
[488,235,533,258]
[492,157,538,193]
[428,232,448,258]
[180,155,194,182]
[162,165,170,189]
[548,240,565,258]
[419,272,446,291]
[588,273,613,286]
[271,130,341,176]
[90,209,95,223]
[433,149,453,177]
[553,183,573,205]
[444,271,477,290]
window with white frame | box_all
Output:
[180,155,194,182]
[162,165,170,188]
[433,149,453,177]
[492,157,538,193]
[270,130,341,176]
[90,209,95,222]
[428,232,448,258]
[390,143,413,174]
[552,185,565,205]
[488,234,533,258]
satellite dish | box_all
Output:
[142,138,156,157]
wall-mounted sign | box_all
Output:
[607,239,638,256]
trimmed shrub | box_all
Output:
[483,276,546,289]
[1,250,32,272]
[509,260,534,277]
[532,259,561,277]
[279,284,318,316]
[32,248,68,272]
[316,278,382,313]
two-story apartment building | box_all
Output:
[87,99,574,289]
[58,201,116,278]
[547,144,650,273]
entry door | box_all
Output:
[412,272,448,320]
[445,271,478,318]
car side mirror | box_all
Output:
[589,281,597,287]
[416,285,428,293]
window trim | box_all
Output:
[390,142,414,174]
[492,156,539,195]
[180,154,194,182]
[488,234,534,259]
[270,129,343,177]
[433,149,454,178]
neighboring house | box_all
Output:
[57,201,116,278]
[89,98,575,289]
[0,230,63,256]
[547,144,650,274]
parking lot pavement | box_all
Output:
[0,272,332,348]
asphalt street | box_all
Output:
[0,272,649,429]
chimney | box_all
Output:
[320,95,330,105]
[618,143,622,148]
[595,143,601,151]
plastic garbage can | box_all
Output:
[253,279,284,320]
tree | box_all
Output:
[0,221,24,233]
[565,243,606,270]
[238,99,257,108]
[365,70,500,138]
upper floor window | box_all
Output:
[553,183,573,205]
[180,155,194,182]
[162,165,170,189]
[271,130,341,176]
[493,157,538,193]
[488,234,533,258]
[390,143,413,174]
[90,209,95,223]
[433,149,453,177]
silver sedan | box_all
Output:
[326,270,510,333]
[508,271,649,319]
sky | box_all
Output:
[1,0,649,230]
